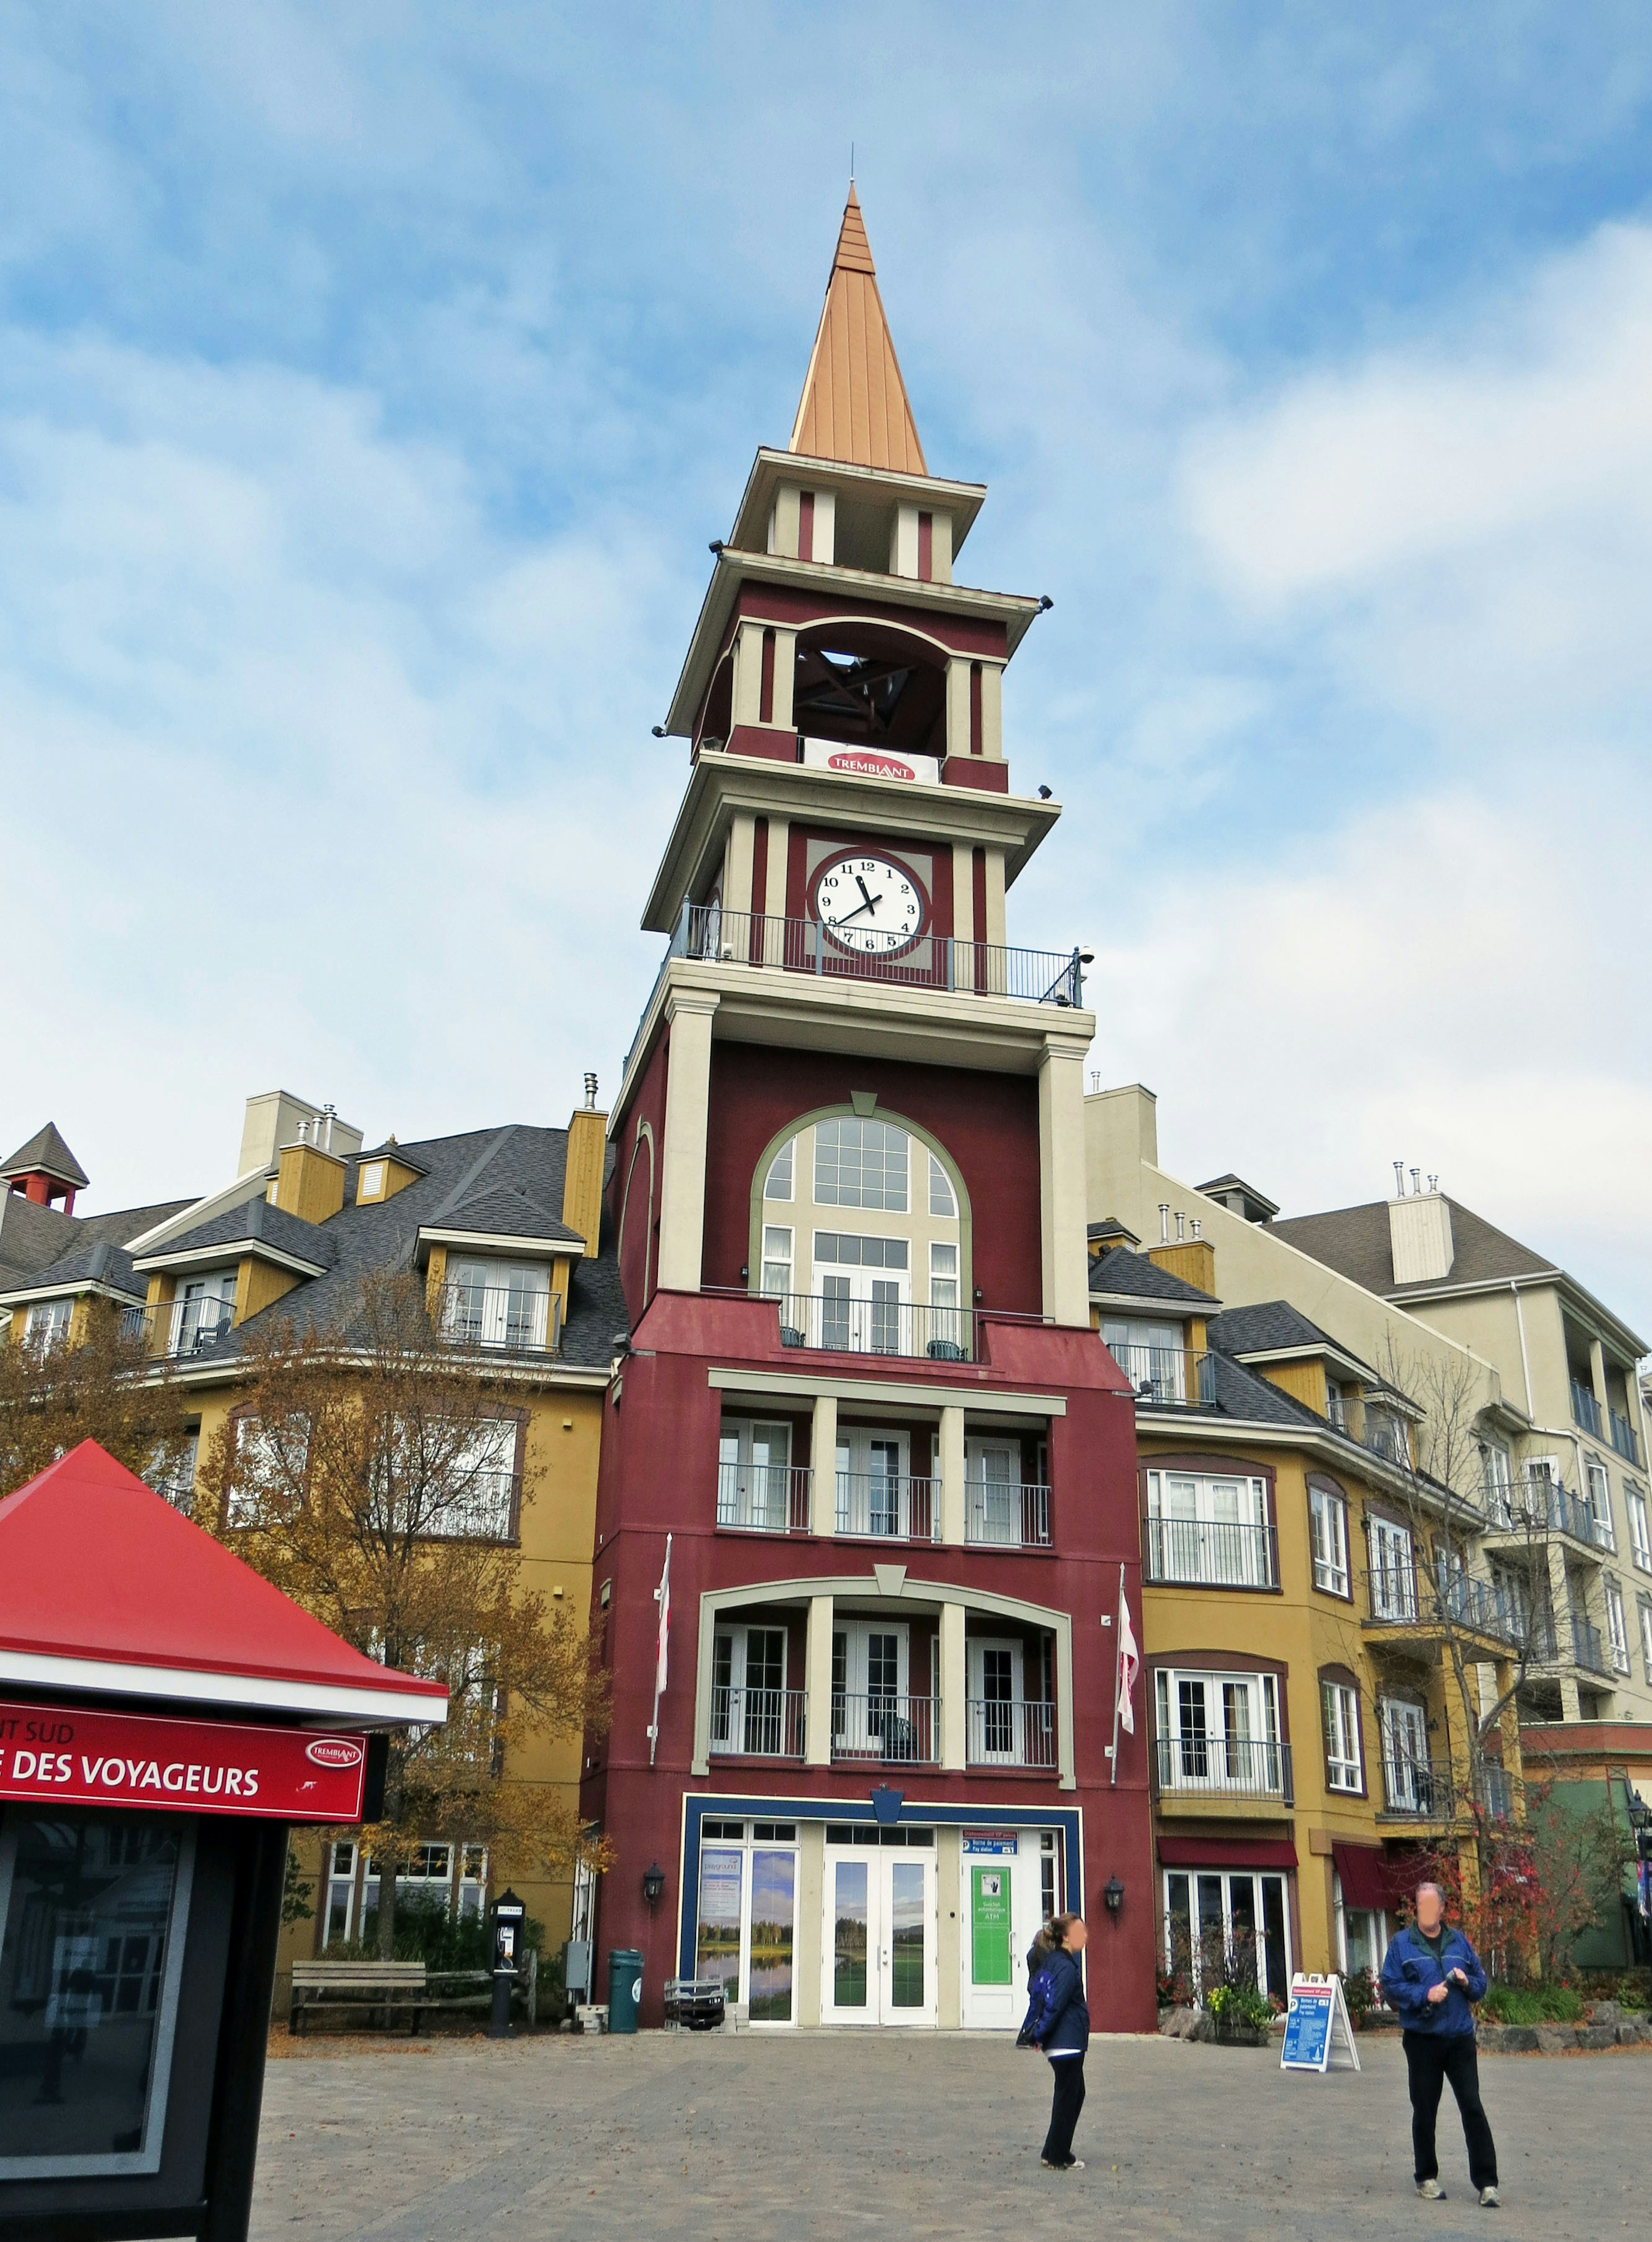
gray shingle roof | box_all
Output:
[0,1193,193,1296]
[197,1123,627,1373]
[1089,1246,1218,1308]
[1206,1299,1371,1366]
[1270,1197,1556,1298]
[140,1194,339,1271]
[0,1122,89,1189]
[427,1183,585,1246]
[3,1237,147,1303]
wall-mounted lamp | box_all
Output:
[973,1286,983,1303]
[642,1862,667,1910]
[1103,1875,1125,1919]
[740,1264,749,1281]
[1037,784,1053,800]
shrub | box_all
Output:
[1343,1966,1376,2024]
[1207,1980,1272,2032]
[1481,1983,1583,2025]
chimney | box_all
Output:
[562,1076,609,1251]
[274,1136,348,1224]
[1388,1176,1454,1286]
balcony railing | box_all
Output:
[770,1292,975,1362]
[834,1471,939,1542]
[669,902,1088,1007]
[1572,1379,1604,1439]
[1571,1615,1608,1677]
[436,1283,561,1358]
[709,1686,807,1759]
[420,1470,521,1542]
[1609,1409,1641,1468]
[1104,1341,1217,1407]
[1362,1566,1526,1647]
[1145,1517,1278,1589]
[965,1482,1051,1549]
[831,1693,939,1765]
[1486,1473,1605,1551]
[1379,1755,1455,1819]
[122,1295,236,1357]
[966,1699,1057,1770]
[1155,1736,1293,1805]
[1350,1412,1412,1468]
[717,1462,812,1534]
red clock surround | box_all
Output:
[808,845,932,959]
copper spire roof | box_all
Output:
[789,187,928,475]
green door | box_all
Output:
[971,1865,1012,1985]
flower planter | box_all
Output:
[1210,2017,1267,2048]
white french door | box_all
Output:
[1368,1519,1417,1619]
[967,1637,1025,1764]
[822,1850,937,2026]
[1380,1699,1431,1810]
[965,1441,1019,1545]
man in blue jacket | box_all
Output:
[1380,1881,1500,2208]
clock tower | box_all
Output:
[585,189,1154,2036]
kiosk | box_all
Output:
[0,1441,447,2241]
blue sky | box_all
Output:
[3,4,1651,1338]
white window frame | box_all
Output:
[1639,1598,1652,1688]
[1104,1318,1189,1403]
[719,1418,797,1532]
[1585,1455,1617,1552]
[420,1418,519,1540]
[1627,1486,1652,1574]
[1321,1680,1362,1793]
[1310,1483,1350,1597]
[1605,1576,1631,1675]
[442,1258,552,1352]
[1379,1697,1431,1809]
[927,1152,956,1218]
[1367,1516,1417,1619]
[24,1297,74,1346]
[693,1822,801,2028]
[1155,1667,1282,1796]
[1145,1471,1270,1586]
[812,1117,910,1213]
[760,1224,794,1300]
[1333,1870,1390,1988]
[763,1139,795,1201]
[1162,1867,1291,2002]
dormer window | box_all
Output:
[24,1298,73,1348]
[358,1160,388,1202]
[441,1260,553,1354]
[170,1273,237,1356]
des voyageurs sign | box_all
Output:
[0,1699,370,1823]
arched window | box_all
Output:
[751,1110,970,1360]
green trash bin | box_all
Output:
[607,1948,644,2035]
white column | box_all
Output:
[944,657,972,760]
[805,1594,835,1767]
[978,660,1004,759]
[940,1601,968,1771]
[731,620,767,726]
[769,629,797,733]
[951,841,976,991]
[810,1392,837,1535]
[928,510,953,584]
[938,1405,966,1546]
[724,811,756,924]
[811,490,836,565]
[1039,1037,1091,1326]
[655,991,718,1292]
[770,485,801,558]
[889,502,920,577]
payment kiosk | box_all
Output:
[0,1441,447,2241]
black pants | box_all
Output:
[1042,2054,1085,2165]
[1403,2032,1498,2190]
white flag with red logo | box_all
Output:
[1116,1580,1140,1735]
[654,1533,672,1699]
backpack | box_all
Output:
[1017,1961,1058,2048]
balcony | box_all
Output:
[674,902,1087,1005]
[1104,1341,1216,1408]
[769,1291,975,1362]
[1378,1755,1456,1822]
[965,1482,1051,1550]
[1609,1409,1641,1468]
[831,1693,939,1766]
[435,1282,561,1359]
[1144,1517,1278,1590]
[122,1296,236,1358]
[966,1699,1057,1770]
[1362,1566,1526,1651]
[1572,1379,1604,1440]
[1570,1615,1609,1678]
[717,1462,812,1535]
[1154,1736,1294,1812]
[834,1471,939,1542]
[709,1686,807,1759]
[1484,1473,1609,1556]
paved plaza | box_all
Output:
[252,2028,1649,2240]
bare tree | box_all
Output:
[197,1270,610,1956]
[0,1301,195,1497]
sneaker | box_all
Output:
[1416,2179,1447,2200]
[1479,2187,1501,2209]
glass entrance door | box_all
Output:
[822,1850,936,2026]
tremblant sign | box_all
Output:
[0,1698,370,1821]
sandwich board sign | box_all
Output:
[1281,1973,1361,2073]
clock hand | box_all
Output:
[830,893,882,927]
[855,876,878,913]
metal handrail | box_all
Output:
[834,1471,940,1542]
[964,1483,1052,1548]
[1379,1755,1456,1818]
[436,1282,562,1358]
[1104,1341,1217,1407]
[769,1291,975,1363]
[709,1686,807,1758]
[1571,1615,1608,1676]
[717,1462,812,1533]
[1572,1380,1604,1439]
[123,1295,237,1357]
[1145,1517,1278,1589]
[830,1693,939,1764]
[1485,1474,1608,1551]
[1609,1409,1641,1467]
[1362,1565,1525,1647]
[965,1699,1057,1770]
[671,902,1087,1005]
[1155,1736,1293,1804]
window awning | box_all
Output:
[1333,1840,1424,1912]
[1158,1836,1297,1871]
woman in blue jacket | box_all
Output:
[1029,1914,1090,2171]
[1379,1882,1499,2207]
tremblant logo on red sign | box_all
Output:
[305,1737,365,1769]
[826,751,915,782]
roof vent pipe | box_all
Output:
[322,1102,337,1153]
[584,1072,598,1109]
[1175,1211,1186,1242]
[1410,1167,1421,1197]
[1190,1218,1202,1241]
[1159,1202,1171,1244]
[1392,1160,1405,1197]
[1427,1173,1438,1195]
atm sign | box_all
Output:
[0,1699,370,1823]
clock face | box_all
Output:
[813,853,928,956]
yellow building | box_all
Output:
[1091,1233,1523,1996]
[1,1086,620,1996]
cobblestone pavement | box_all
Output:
[251,2029,1649,2241]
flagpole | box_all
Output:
[649,1532,672,1768]
[1109,1561,1124,1788]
